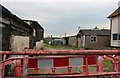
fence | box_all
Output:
[0,49,120,78]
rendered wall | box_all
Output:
[10,35,29,52]
[111,16,120,47]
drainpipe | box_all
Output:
[109,18,112,47]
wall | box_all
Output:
[0,17,11,51]
[85,35,110,49]
[10,35,29,52]
[23,20,44,42]
[68,36,77,47]
[111,16,120,47]
[78,36,85,48]
[36,40,44,50]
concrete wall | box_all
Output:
[36,40,44,50]
[10,35,29,52]
[111,16,120,47]
[85,36,110,49]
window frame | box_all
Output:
[113,34,118,40]
[119,35,120,40]
[112,34,120,41]
[90,36,97,43]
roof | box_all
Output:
[108,7,120,18]
[66,35,77,37]
[0,4,33,30]
[23,20,44,30]
[77,29,110,36]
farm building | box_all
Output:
[23,20,44,49]
[77,29,110,49]
[0,4,33,51]
[0,4,44,60]
[0,4,44,51]
[45,37,65,45]
[108,6,120,48]
[65,36,78,47]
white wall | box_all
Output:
[111,16,120,47]
[111,34,119,46]
[111,16,119,33]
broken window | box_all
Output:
[90,36,97,43]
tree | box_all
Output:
[93,26,99,30]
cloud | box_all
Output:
[1,0,120,2]
[1,2,118,37]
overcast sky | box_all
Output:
[1,0,120,37]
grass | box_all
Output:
[43,44,78,50]
[43,43,113,72]
[103,59,113,72]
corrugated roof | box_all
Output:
[108,7,120,18]
[23,20,44,30]
[77,29,110,36]
[0,4,33,30]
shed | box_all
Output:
[77,29,110,49]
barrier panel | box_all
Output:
[0,49,120,77]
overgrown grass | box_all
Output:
[43,44,78,50]
[103,59,113,72]
[43,44,113,72]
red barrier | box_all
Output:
[0,49,120,77]
[0,50,120,55]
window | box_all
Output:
[113,34,118,40]
[90,36,97,43]
[119,35,120,40]
[112,34,120,40]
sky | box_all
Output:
[0,0,120,37]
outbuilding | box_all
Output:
[77,29,110,49]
